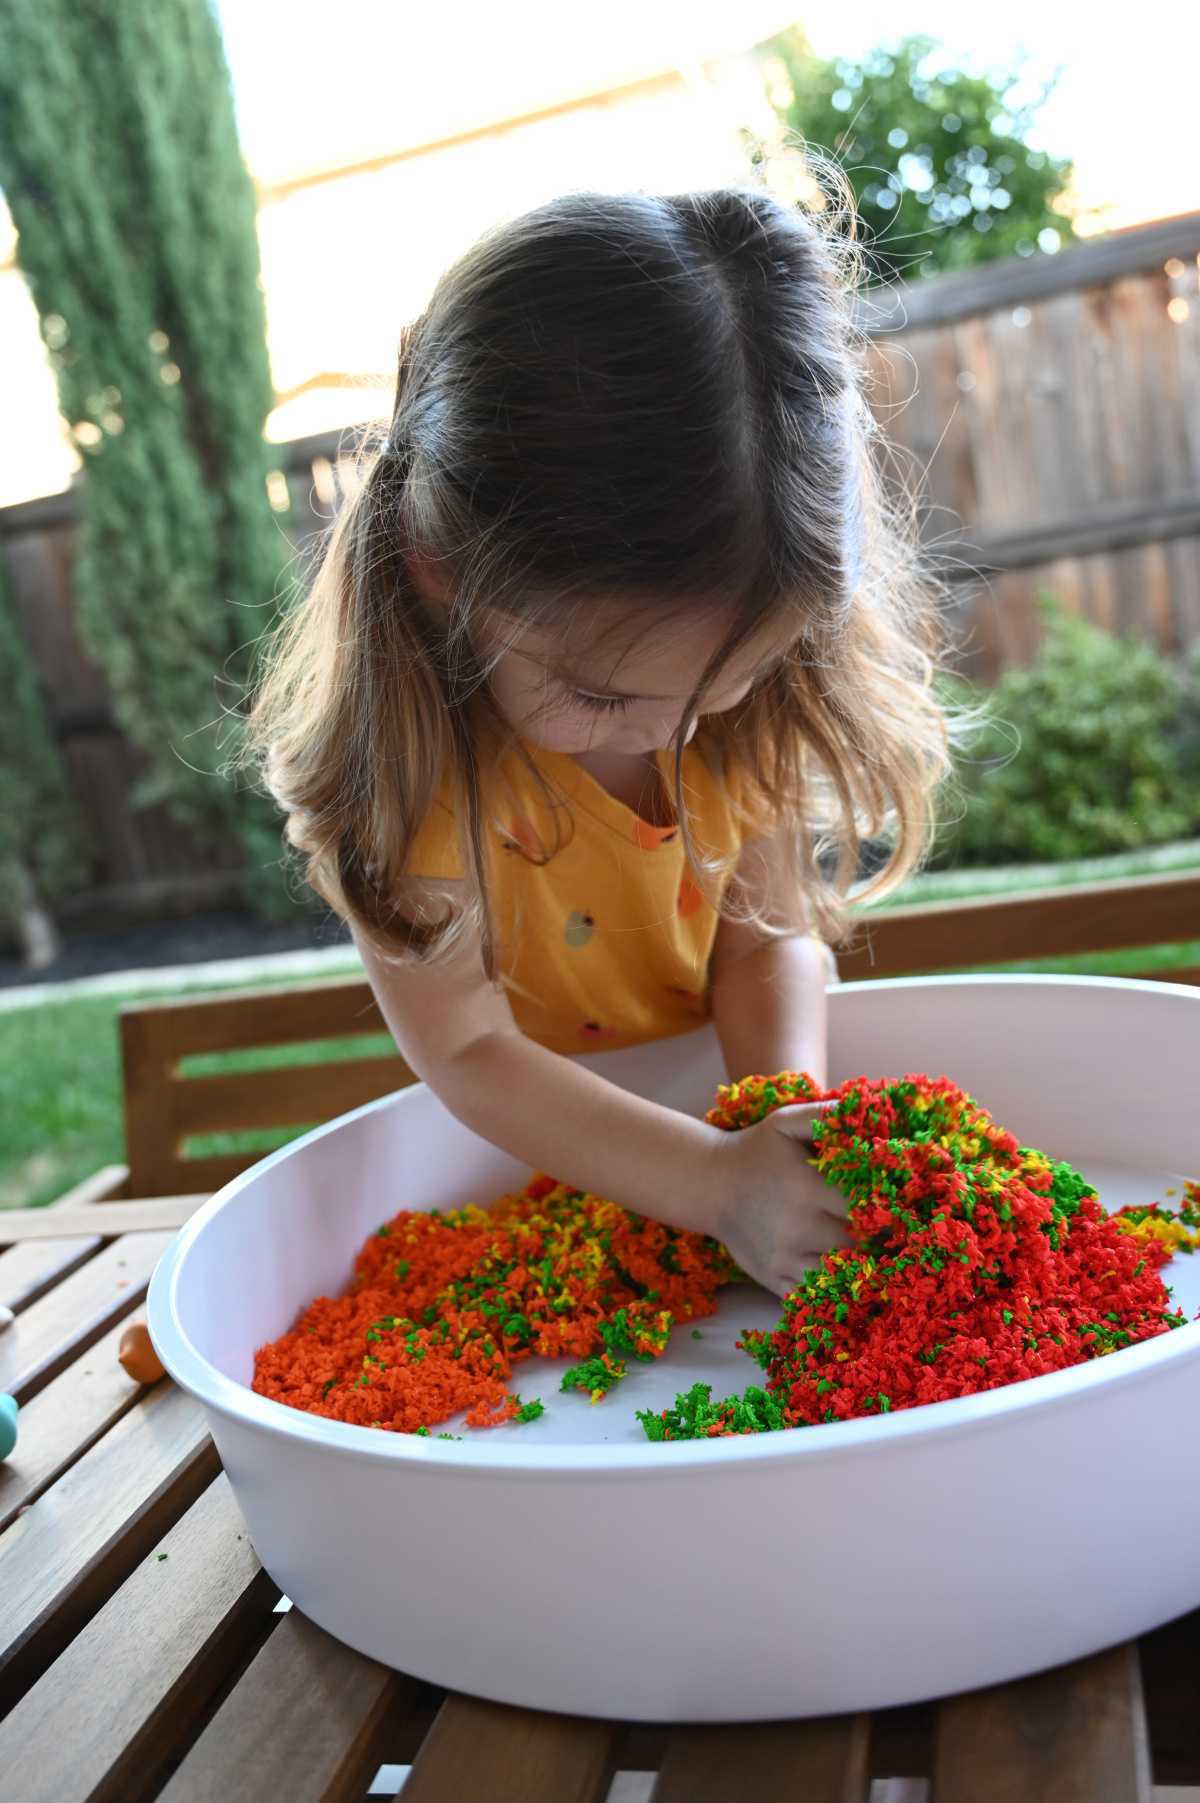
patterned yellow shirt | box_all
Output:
[405,740,764,1055]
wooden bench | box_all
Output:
[116,867,1200,1198]
[119,970,407,1198]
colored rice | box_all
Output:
[251,1071,1198,1440]
[644,1074,1197,1438]
[251,1173,738,1433]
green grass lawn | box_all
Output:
[4,843,1197,1212]
[867,835,1200,906]
[0,963,368,1211]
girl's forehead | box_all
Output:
[496,605,798,701]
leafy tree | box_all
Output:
[0,0,292,906]
[756,30,1076,284]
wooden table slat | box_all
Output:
[0,1475,275,1803]
[0,1195,209,1244]
[403,1694,615,1803]
[0,1314,153,1531]
[0,1161,130,1312]
[0,1234,103,1315]
[0,1381,217,1708]
[157,1603,411,1803]
[38,1165,132,1210]
[651,1716,871,1803]
[933,1643,1153,1803]
[0,1231,173,1403]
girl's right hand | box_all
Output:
[714,1102,851,1298]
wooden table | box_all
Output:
[2,1183,1200,1802]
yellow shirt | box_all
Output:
[405,740,763,1054]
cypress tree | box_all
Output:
[0,0,291,899]
[0,558,86,961]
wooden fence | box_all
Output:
[3,209,1199,928]
[859,211,1200,676]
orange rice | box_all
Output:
[251,1174,739,1434]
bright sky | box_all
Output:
[217,0,1199,230]
[2,1,1196,506]
[216,0,796,183]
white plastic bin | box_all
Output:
[148,976,1200,1720]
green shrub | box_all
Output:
[1165,636,1200,792]
[934,596,1199,867]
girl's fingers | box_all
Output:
[793,1215,852,1256]
[775,1258,825,1296]
[768,1100,836,1140]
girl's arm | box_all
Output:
[708,831,834,1087]
[352,874,849,1295]
[350,893,732,1239]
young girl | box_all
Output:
[246,186,954,1298]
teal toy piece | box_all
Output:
[0,1393,17,1461]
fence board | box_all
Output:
[857,208,1200,331]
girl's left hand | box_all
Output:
[713,1100,851,1298]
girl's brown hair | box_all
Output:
[242,181,961,972]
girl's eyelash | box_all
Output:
[572,690,634,714]
[566,656,788,717]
